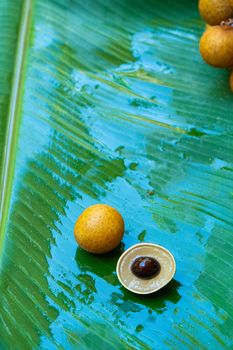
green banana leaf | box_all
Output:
[0,0,233,349]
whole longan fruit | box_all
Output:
[74,204,124,254]
[230,70,233,91]
[199,0,233,25]
[200,21,233,68]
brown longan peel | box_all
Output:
[199,19,233,68]
[199,0,233,25]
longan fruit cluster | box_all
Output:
[199,0,233,91]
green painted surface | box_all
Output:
[0,0,233,349]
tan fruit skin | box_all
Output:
[200,25,233,68]
[199,0,233,25]
[230,71,233,91]
[74,204,124,254]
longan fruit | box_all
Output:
[200,21,233,68]
[199,0,233,25]
[230,70,233,91]
[74,204,124,254]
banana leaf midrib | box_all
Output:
[0,0,32,261]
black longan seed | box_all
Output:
[131,256,161,279]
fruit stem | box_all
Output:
[221,18,233,28]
